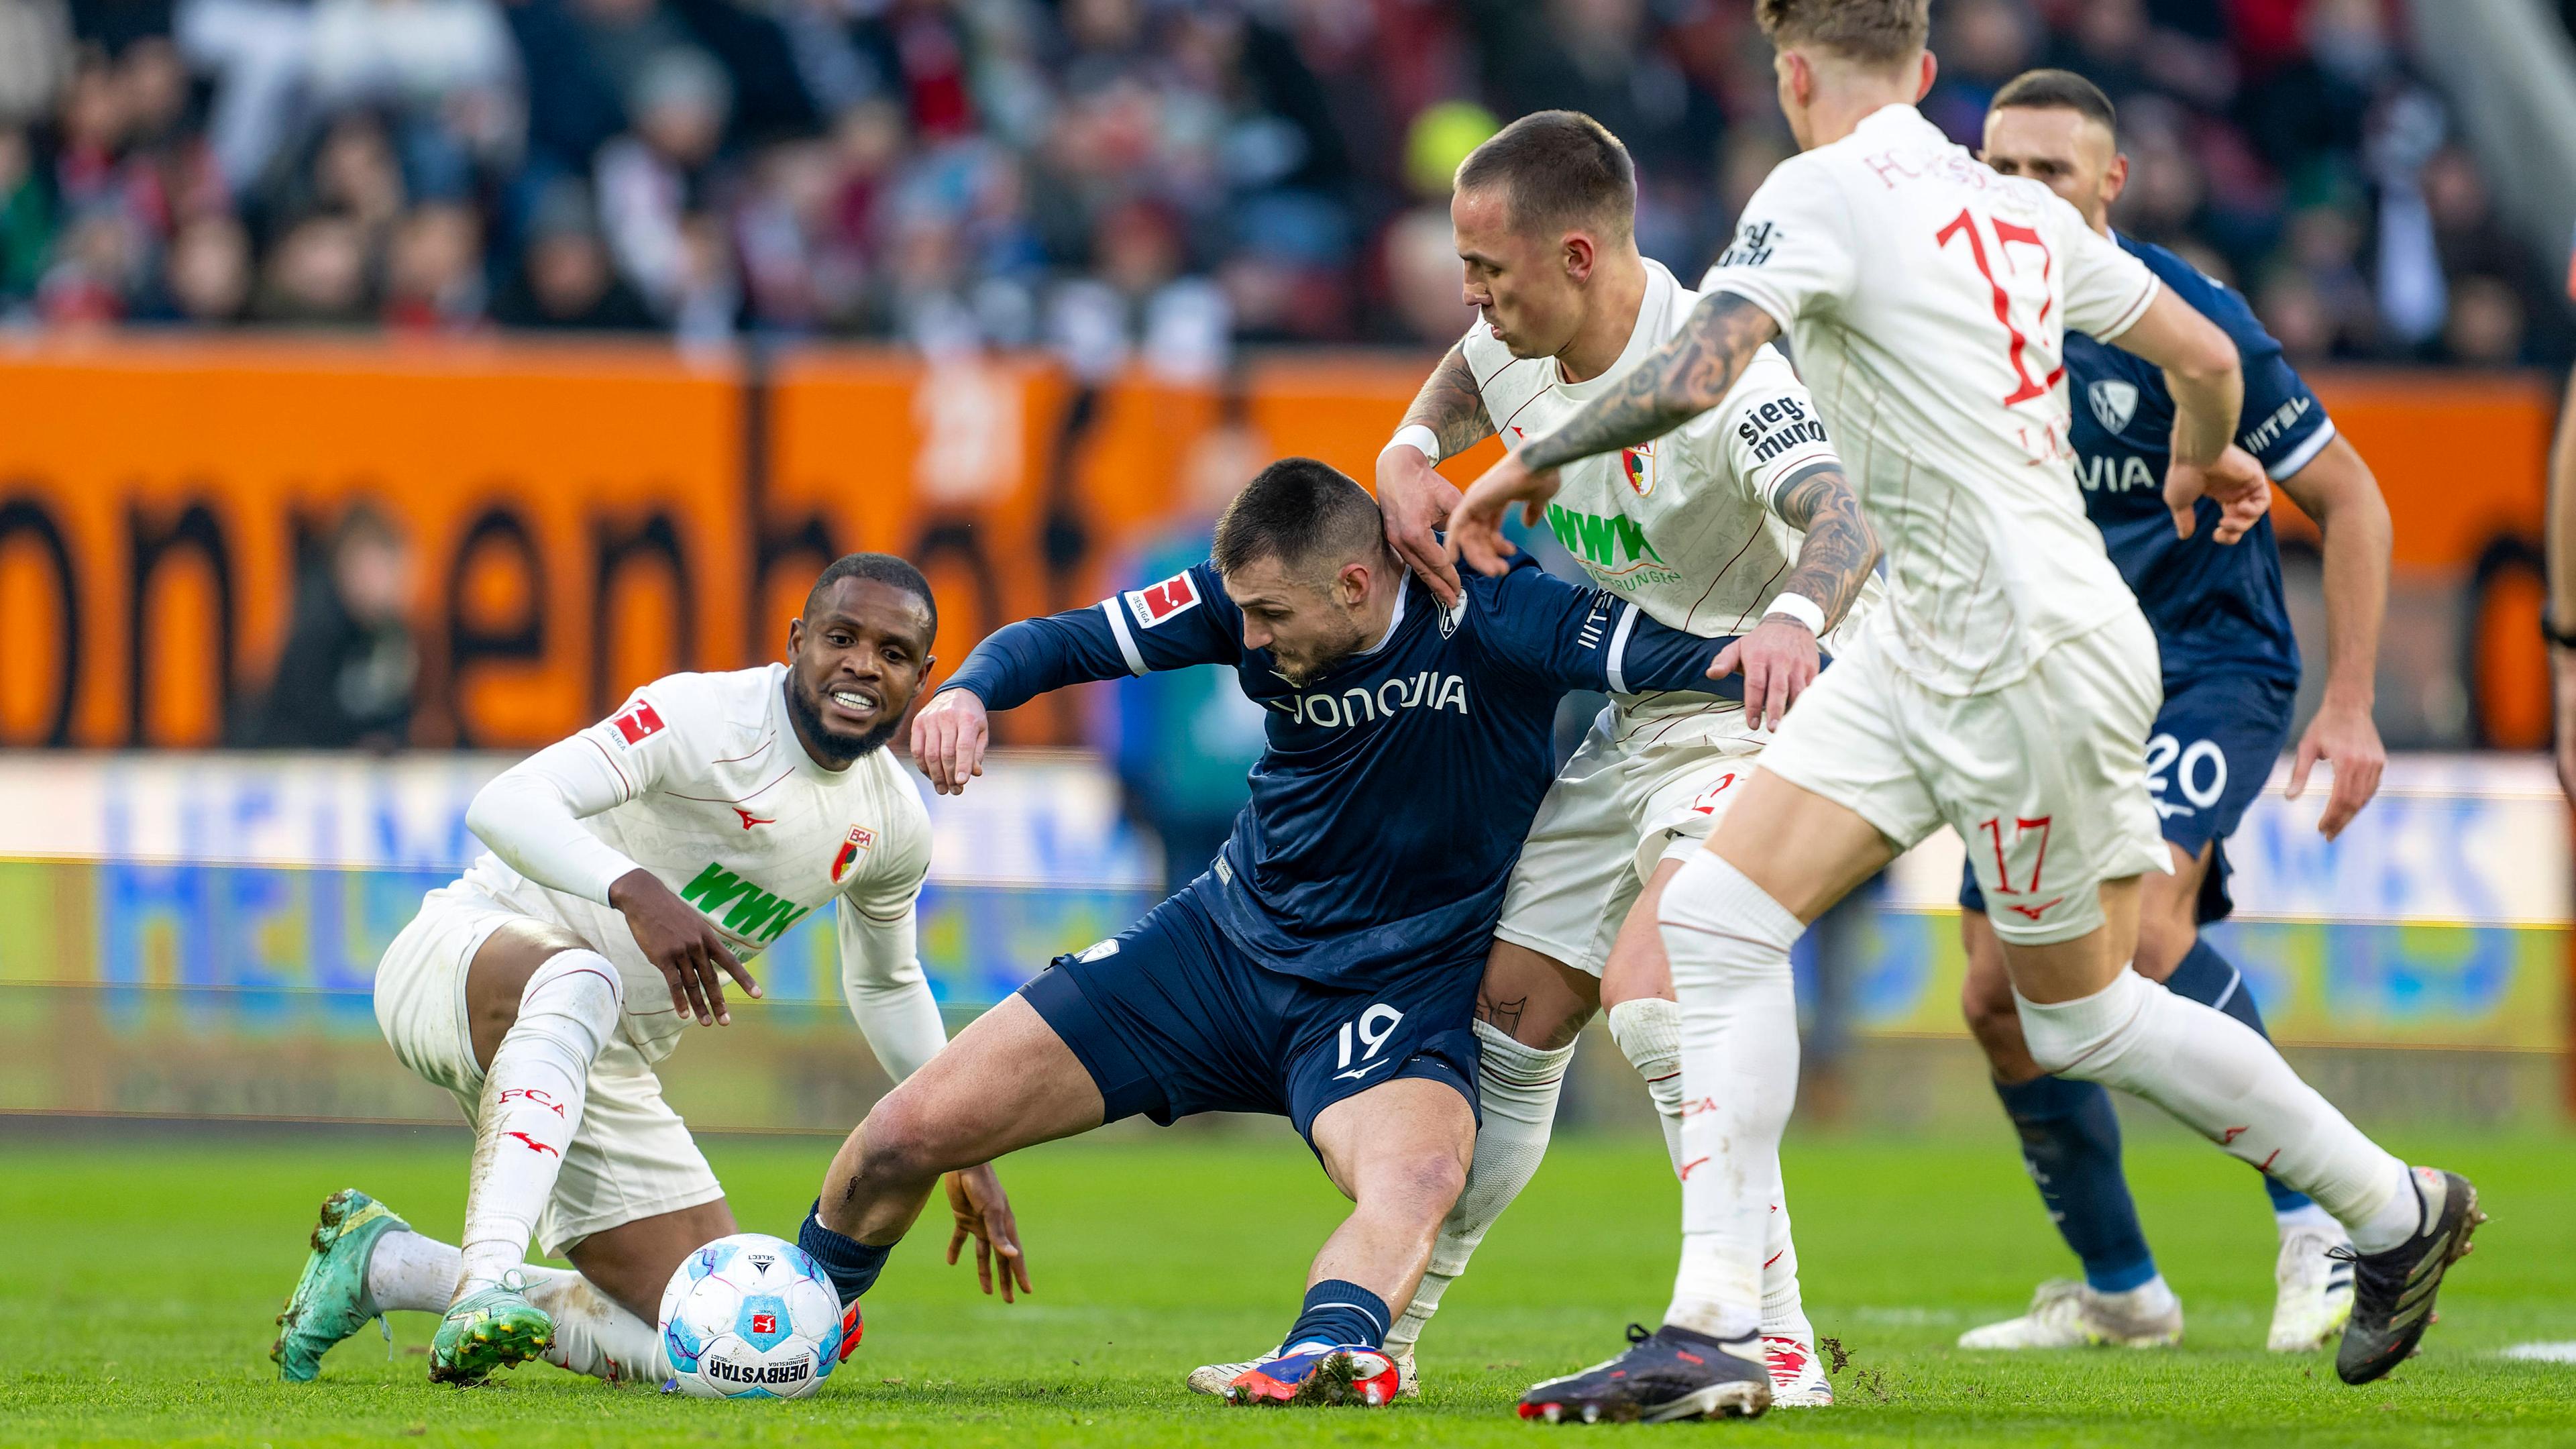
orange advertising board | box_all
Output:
[0,336,2555,750]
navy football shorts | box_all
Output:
[1019,888,1483,1149]
[1961,671,2295,926]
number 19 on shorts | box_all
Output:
[1334,1004,1403,1082]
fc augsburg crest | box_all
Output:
[830,825,875,884]
[1619,441,1656,497]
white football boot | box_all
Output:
[2267,1224,2357,1352]
[1762,1334,1833,1407]
[1189,1346,1417,1399]
[1957,1279,2184,1350]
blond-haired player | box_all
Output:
[1453,1,2479,1421]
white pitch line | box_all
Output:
[2501,1342,2576,1362]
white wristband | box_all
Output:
[1762,592,1827,635]
[1386,424,1442,466]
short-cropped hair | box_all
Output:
[1991,68,2118,138]
[1212,458,1387,580]
[1455,110,1636,241]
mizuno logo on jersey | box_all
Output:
[1124,572,1202,629]
[1278,672,1468,729]
[678,862,813,943]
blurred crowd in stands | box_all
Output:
[0,0,2562,368]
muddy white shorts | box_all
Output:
[372,883,724,1254]
[1495,696,1768,978]
[1756,611,2170,946]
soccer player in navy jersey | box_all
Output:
[790,458,1756,1406]
[1960,69,2398,1356]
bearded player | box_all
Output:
[1209,109,1880,1409]
[1454,0,2477,1418]
[271,555,1026,1387]
[1955,68,2396,1357]
[792,460,1760,1408]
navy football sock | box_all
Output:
[798,1200,894,1306]
[1994,1073,2159,1292]
[1281,1280,1391,1353]
[2161,938,2315,1216]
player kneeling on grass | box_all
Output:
[273,555,1026,1387]
[794,459,1747,1407]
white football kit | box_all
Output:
[1467,258,1880,975]
[374,663,942,1252]
[1701,103,2170,945]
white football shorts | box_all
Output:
[1495,696,1767,979]
[373,882,724,1254]
[1758,610,2170,946]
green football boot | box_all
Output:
[272,1189,411,1382]
[429,1275,554,1385]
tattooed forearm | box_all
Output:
[1403,342,1495,459]
[1770,461,1880,629]
[1516,292,1780,473]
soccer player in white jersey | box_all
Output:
[270,555,1026,1387]
[1451,0,2480,1419]
[1333,109,1882,1409]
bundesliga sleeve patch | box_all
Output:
[607,699,667,748]
[1123,571,1203,629]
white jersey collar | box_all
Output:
[1355,572,1410,657]
[1556,259,1678,403]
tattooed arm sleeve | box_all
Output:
[1401,341,1495,460]
[1768,462,1880,631]
[1511,292,1783,474]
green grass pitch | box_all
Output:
[1,1121,2569,1446]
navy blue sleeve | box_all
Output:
[943,561,1242,712]
[1466,558,1739,700]
[2131,238,2332,477]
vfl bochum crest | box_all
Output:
[2088,379,2140,435]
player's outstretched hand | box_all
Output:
[608,866,759,1026]
[944,1165,1032,1302]
[2164,443,2271,544]
[2287,694,2385,841]
[1379,440,1465,607]
[910,688,989,796]
[1708,616,1821,731]
[1446,453,1562,578]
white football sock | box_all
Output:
[2274,1201,2342,1240]
[2015,969,2415,1253]
[457,951,622,1296]
[2105,1274,2180,1320]
[1606,997,1688,1168]
[1383,1020,1573,1356]
[364,1228,466,1313]
[1658,853,1802,1344]
[527,1270,669,1383]
[358,1228,664,1381]
[1607,996,1810,1342]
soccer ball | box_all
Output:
[657,1233,855,1399]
